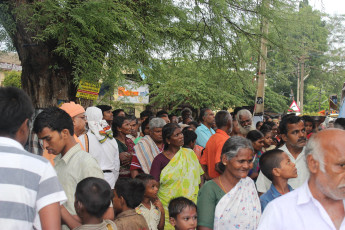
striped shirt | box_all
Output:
[0,137,67,229]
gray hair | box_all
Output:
[221,136,254,161]
[236,109,252,121]
[149,118,166,130]
[305,133,325,172]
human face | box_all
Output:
[252,137,264,152]
[144,179,159,200]
[239,114,252,128]
[160,114,170,124]
[119,119,132,135]
[117,111,126,117]
[73,113,86,137]
[223,148,254,180]
[271,125,278,137]
[231,120,241,135]
[150,127,163,143]
[129,120,138,136]
[103,110,113,123]
[166,128,184,147]
[112,190,123,215]
[37,127,67,155]
[282,121,306,149]
[305,121,313,134]
[170,206,197,230]
[143,124,150,136]
[277,152,297,179]
[170,116,178,124]
[263,132,273,147]
[204,110,215,126]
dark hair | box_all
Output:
[182,130,197,148]
[259,149,285,181]
[127,115,138,123]
[112,109,125,117]
[279,115,302,135]
[215,110,231,128]
[112,116,130,136]
[0,87,34,137]
[256,121,263,129]
[33,107,74,135]
[168,197,197,219]
[199,108,211,122]
[246,130,264,142]
[162,123,181,150]
[181,108,192,119]
[260,125,272,136]
[302,115,315,129]
[114,178,145,209]
[334,118,345,130]
[156,110,168,118]
[263,121,276,129]
[140,110,153,119]
[188,121,199,128]
[96,105,112,114]
[75,177,112,218]
[141,117,151,136]
[135,173,155,186]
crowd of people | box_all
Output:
[1,86,345,230]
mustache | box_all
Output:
[298,137,307,142]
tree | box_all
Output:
[2,70,21,88]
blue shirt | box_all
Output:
[260,183,293,212]
[195,124,215,148]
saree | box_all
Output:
[134,135,161,174]
[214,177,261,230]
[158,147,204,230]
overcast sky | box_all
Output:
[309,0,345,15]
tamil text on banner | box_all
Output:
[76,81,101,100]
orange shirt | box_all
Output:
[200,129,229,178]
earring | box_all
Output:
[223,162,227,165]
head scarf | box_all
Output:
[85,107,113,143]
[60,101,85,118]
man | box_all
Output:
[113,108,126,117]
[256,115,309,193]
[258,129,345,230]
[126,115,140,142]
[200,111,232,180]
[156,110,170,124]
[130,118,166,177]
[195,108,215,148]
[0,87,66,229]
[96,105,113,126]
[33,107,112,229]
[235,109,255,136]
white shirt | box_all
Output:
[256,144,309,193]
[257,180,345,230]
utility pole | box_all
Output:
[300,56,305,114]
[296,61,300,106]
[254,0,269,115]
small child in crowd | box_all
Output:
[135,174,165,230]
[113,178,149,230]
[259,149,298,212]
[73,177,117,230]
[168,197,197,230]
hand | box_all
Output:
[119,152,132,165]
[153,199,164,213]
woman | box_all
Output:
[113,116,135,178]
[197,137,260,230]
[247,130,264,180]
[150,123,204,230]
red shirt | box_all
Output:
[200,129,229,179]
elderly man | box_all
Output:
[195,108,215,148]
[200,110,232,180]
[130,118,166,177]
[258,129,345,230]
[236,109,255,136]
[256,115,309,194]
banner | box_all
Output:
[116,81,149,104]
[76,81,101,100]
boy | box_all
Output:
[135,174,165,230]
[113,178,149,230]
[73,177,117,230]
[259,149,298,212]
[168,197,197,230]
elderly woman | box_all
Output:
[150,123,204,230]
[197,136,261,230]
[113,116,135,178]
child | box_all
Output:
[247,130,265,180]
[168,197,197,230]
[260,125,276,152]
[113,178,149,230]
[135,174,165,230]
[73,177,117,230]
[302,115,315,139]
[259,149,298,212]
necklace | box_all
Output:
[218,176,226,192]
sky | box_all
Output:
[309,0,345,15]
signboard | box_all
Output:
[76,81,101,100]
[116,82,149,104]
[288,100,300,112]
